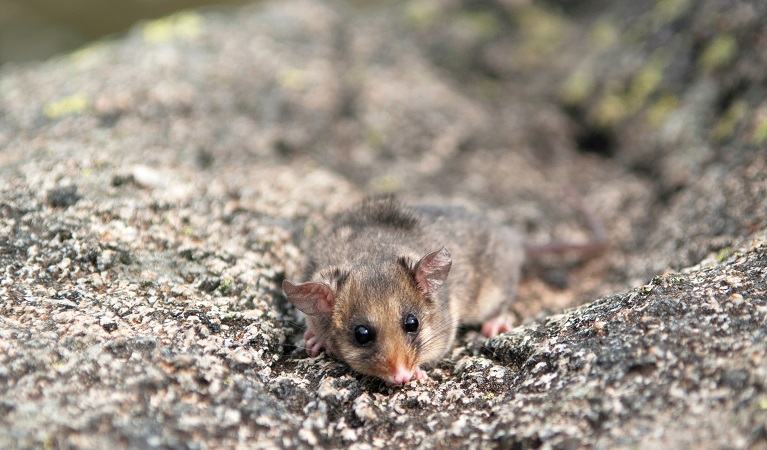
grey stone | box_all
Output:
[1,0,766,448]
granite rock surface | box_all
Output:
[1,0,766,448]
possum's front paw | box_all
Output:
[481,314,514,338]
[386,366,429,385]
[413,367,429,381]
[304,329,331,357]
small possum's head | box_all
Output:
[283,247,453,384]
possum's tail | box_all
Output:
[524,186,607,260]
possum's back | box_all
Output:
[304,198,523,320]
[302,197,430,279]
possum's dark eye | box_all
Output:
[354,325,374,345]
[403,314,419,333]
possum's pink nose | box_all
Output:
[388,365,413,384]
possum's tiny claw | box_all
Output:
[481,315,514,338]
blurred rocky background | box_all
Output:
[1,0,766,448]
[0,0,248,64]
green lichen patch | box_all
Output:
[699,34,738,71]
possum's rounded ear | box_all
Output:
[282,280,335,315]
[414,247,452,295]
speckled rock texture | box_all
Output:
[1,0,766,448]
